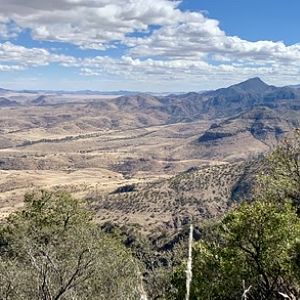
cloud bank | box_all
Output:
[0,0,299,90]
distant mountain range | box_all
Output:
[0,88,11,95]
[2,78,300,147]
[106,77,300,121]
[1,77,300,111]
[97,77,300,161]
[2,77,300,119]
[0,97,19,107]
[0,88,185,97]
[1,77,299,95]
[289,84,300,89]
[20,89,141,96]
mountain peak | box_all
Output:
[233,77,270,93]
[242,77,266,85]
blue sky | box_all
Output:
[0,0,299,91]
[180,0,300,45]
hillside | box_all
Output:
[190,106,294,161]
[90,159,263,234]
[0,97,19,107]
[0,77,300,226]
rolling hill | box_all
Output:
[0,97,19,107]
[0,77,300,231]
[90,159,263,234]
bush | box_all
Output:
[0,190,141,300]
[171,200,300,299]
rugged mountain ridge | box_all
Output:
[1,77,300,121]
[107,78,300,122]
[189,77,299,118]
[0,97,19,107]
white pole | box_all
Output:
[185,224,193,300]
[139,271,148,300]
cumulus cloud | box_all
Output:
[128,11,300,66]
[0,41,299,90]
[0,19,21,39]
[1,0,299,64]
[0,42,77,68]
[74,55,296,84]
[0,0,299,89]
[0,64,24,71]
[0,0,181,49]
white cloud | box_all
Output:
[0,42,77,68]
[1,0,295,66]
[0,20,21,39]
[128,11,300,66]
[0,0,299,90]
[0,0,181,49]
[0,64,24,71]
[0,0,299,65]
[0,41,299,90]
[75,55,297,83]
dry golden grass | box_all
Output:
[0,97,268,227]
[90,160,261,234]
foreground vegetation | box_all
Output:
[2,132,300,299]
[172,201,300,299]
[0,191,142,299]
[170,132,300,300]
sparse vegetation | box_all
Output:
[1,80,300,299]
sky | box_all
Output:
[0,0,300,92]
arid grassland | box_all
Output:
[1,78,300,232]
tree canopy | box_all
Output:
[170,131,300,300]
[0,190,142,300]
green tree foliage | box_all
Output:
[0,190,141,300]
[259,130,300,210]
[170,131,300,300]
[171,201,300,300]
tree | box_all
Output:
[259,130,300,212]
[167,130,300,300]
[0,190,141,300]
[170,200,300,300]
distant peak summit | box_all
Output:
[242,77,266,85]
[233,77,270,93]
[236,77,268,86]
[246,77,264,83]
